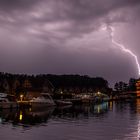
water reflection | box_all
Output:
[0,107,54,127]
[0,101,140,140]
[0,102,109,127]
[93,102,108,113]
[52,102,109,121]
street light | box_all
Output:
[20,94,23,101]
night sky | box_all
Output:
[0,0,140,86]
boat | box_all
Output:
[29,93,55,108]
[0,93,18,109]
[93,92,110,103]
[55,100,72,106]
[102,96,110,102]
[81,94,93,104]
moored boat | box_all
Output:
[29,93,55,108]
[0,93,18,109]
[55,100,72,106]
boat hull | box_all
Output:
[30,102,55,108]
[55,100,72,106]
[0,102,18,109]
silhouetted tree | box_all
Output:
[129,78,136,91]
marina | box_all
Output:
[0,75,140,140]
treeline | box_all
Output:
[0,72,109,94]
[114,78,138,92]
[46,74,109,89]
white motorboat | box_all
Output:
[55,100,72,106]
[29,93,55,108]
[0,93,18,109]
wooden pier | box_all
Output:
[17,101,31,109]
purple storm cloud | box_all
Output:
[0,0,140,86]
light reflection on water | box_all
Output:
[0,100,140,140]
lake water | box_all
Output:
[1,100,140,140]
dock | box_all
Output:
[17,101,31,109]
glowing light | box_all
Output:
[19,111,23,121]
[29,108,32,112]
[20,94,24,101]
[97,105,100,113]
[103,25,140,76]
[109,101,113,111]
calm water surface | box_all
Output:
[1,100,140,140]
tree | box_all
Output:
[129,78,136,91]
[114,81,128,92]
[114,83,119,91]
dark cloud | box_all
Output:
[55,0,140,20]
[0,0,39,11]
[0,0,139,37]
[0,0,140,86]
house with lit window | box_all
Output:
[136,80,140,97]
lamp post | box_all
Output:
[20,94,23,101]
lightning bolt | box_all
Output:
[105,25,140,76]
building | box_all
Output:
[136,80,140,97]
